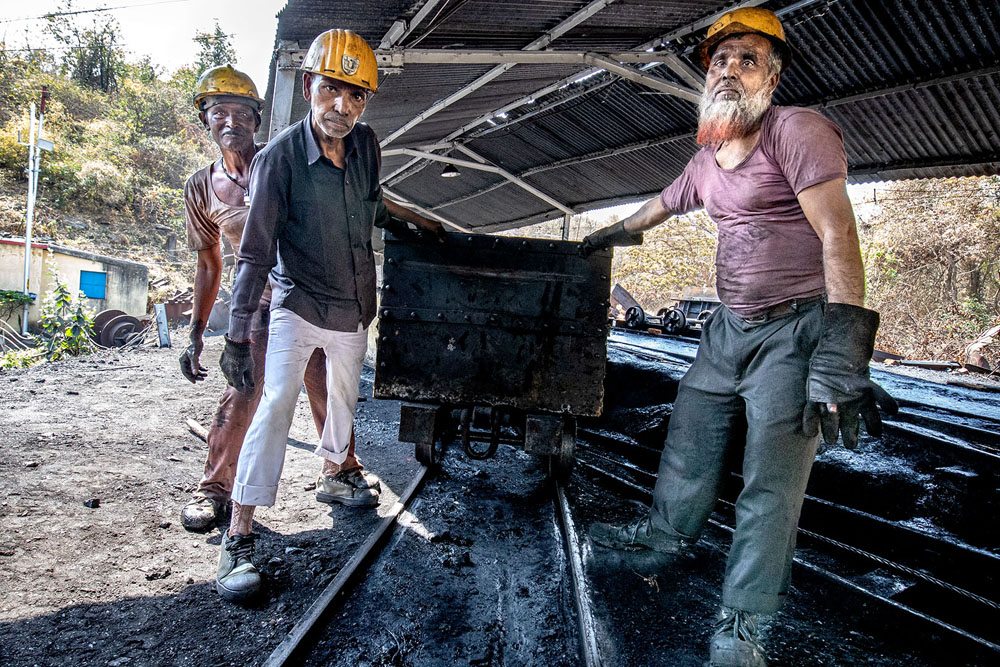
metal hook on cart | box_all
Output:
[462,407,501,460]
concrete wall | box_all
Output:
[0,238,148,331]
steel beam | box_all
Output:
[268,41,300,140]
[383,148,576,216]
[378,0,448,50]
[375,48,682,66]
[379,0,620,148]
[584,54,700,103]
[381,186,470,233]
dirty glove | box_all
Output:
[803,303,898,449]
[579,220,643,257]
[219,335,254,393]
[178,331,207,383]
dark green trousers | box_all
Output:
[649,300,824,614]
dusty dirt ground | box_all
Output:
[0,330,420,666]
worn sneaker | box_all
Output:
[216,531,262,603]
[180,495,222,532]
[316,471,379,508]
[342,467,381,492]
[709,607,767,667]
[589,515,683,553]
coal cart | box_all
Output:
[373,231,613,478]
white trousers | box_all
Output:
[231,308,369,507]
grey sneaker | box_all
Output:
[316,471,379,508]
[181,495,222,532]
[216,531,261,603]
[709,607,767,667]
[589,516,684,553]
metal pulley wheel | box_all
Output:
[90,309,125,342]
[624,305,646,329]
[99,314,142,347]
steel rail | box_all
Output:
[263,466,430,667]
[576,459,1000,657]
[554,482,604,667]
[577,433,1000,603]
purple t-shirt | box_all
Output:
[660,105,847,317]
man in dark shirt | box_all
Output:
[214,28,443,603]
[581,9,895,666]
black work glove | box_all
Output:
[579,220,643,257]
[178,331,207,383]
[803,303,898,449]
[219,335,254,393]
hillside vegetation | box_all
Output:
[0,10,227,293]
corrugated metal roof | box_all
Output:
[261,0,1000,231]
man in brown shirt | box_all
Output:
[178,65,377,532]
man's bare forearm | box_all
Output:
[622,197,673,233]
[820,230,865,306]
[190,246,223,336]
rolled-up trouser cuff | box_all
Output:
[230,481,279,508]
[722,583,786,616]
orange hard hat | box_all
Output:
[301,29,379,93]
[697,7,791,72]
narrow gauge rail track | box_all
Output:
[576,434,1000,661]
[259,460,605,667]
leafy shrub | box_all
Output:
[133,136,205,188]
[38,275,95,361]
[0,289,35,323]
[0,349,43,370]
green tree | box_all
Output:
[46,1,127,93]
[193,21,237,76]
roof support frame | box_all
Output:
[382,147,576,216]
[378,0,449,50]
[378,0,621,148]
[381,186,470,232]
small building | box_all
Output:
[0,236,148,332]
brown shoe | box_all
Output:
[181,495,223,532]
[316,471,379,508]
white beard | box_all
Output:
[696,83,773,147]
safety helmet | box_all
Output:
[193,64,264,112]
[697,7,790,72]
[301,29,378,93]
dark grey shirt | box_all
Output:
[229,114,389,340]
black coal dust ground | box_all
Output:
[1,329,997,666]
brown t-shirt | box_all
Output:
[660,106,848,317]
[183,162,251,252]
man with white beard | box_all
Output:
[581,8,896,666]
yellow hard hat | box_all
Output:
[697,7,790,72]
[193,64,264,111]
[301,29,378,93]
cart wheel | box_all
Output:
[624,306,646,330]
[547,417,576,481]
[662,307,686,334]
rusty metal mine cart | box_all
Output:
[373,231,613,478]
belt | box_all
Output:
[739,294,825,324]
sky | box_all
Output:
[0,0,287,92]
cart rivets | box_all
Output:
[387,258,396,265]
[381,309,390,317]
[410,311,417,318]
[383,284,391,291]
[464,315,471,321]
[549,243,556,249]
[379,362,385,368]
[437,312,444,319]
